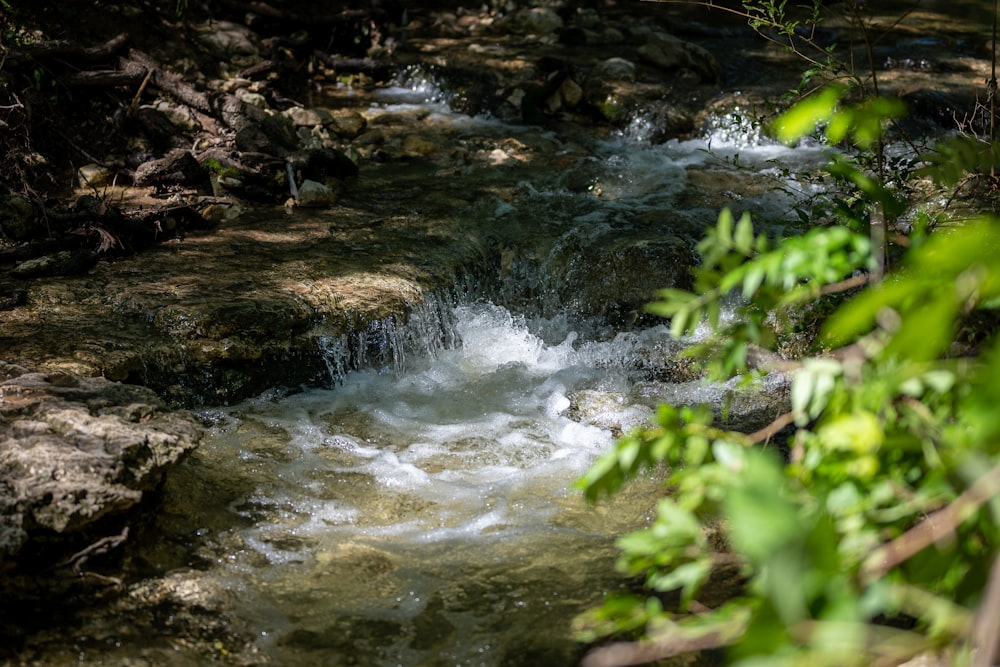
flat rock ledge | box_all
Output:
[0,362,201,569]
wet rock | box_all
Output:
[402,134,440,156]
[0,365,201,565]
[568,389,655,436]
[583,58,638,124]
[327,109,367,138]
[559,77,583,108]
[635,373,792,434]
[545,227,695,325]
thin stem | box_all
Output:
[861,462,1000,582]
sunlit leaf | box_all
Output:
[772,85,844,144]
[816,411,884,454]
[735,212,755,254]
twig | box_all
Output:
[581,621,744,667]
[59,525,130,574]
[748,410,797,444]
[129,68,155,118]
[818,272,872,296]
[972,554,1000,667]
[861,462,1000,581]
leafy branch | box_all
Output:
[575,83,1000,666]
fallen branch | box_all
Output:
[13,32,129,64]
[124,49,213,113]
[217,0,385,26]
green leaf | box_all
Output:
[816,411,884,454]
[648,558,713,608]
[735,212,755,255]
[772,86,844,144]
[718,208,735,246]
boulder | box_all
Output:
[0,364,201,566]
[543,226,696,324]
[639,32,720,83]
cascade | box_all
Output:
[133,69,826,666]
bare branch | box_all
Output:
[972,555,1000,667]
[581,621,743,667]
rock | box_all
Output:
[328,109,368,138]
[238,91,269,109]
[0,366,201,565]
[500,7,563,36]
[287,147,359,181]
[559,77,583,108]
[77,163,112,189]
[635,372,792,434]
[639,33,720,83]
[543,227,695,324]
[132,106,190,151]
[295,179,336,207]
[285,106,332,128]
[195,20,261,59]
[199,201,242,224]
[11,250,99,278]
[568,389,655,436]
[151,101,202,132]
[588,57,638,85]
[233,113,299,157]
[133,149,208,187]
[572,7,602,30]
[402,134,439,156]
[583,59,638,124]
[0,193,41,241]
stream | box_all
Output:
[127,78,830,667]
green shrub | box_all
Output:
[574,86,1000,666]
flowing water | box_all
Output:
[136,80,833,666]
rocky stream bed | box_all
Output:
[0,0,996,663]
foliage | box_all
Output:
[574,81,1000,667]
